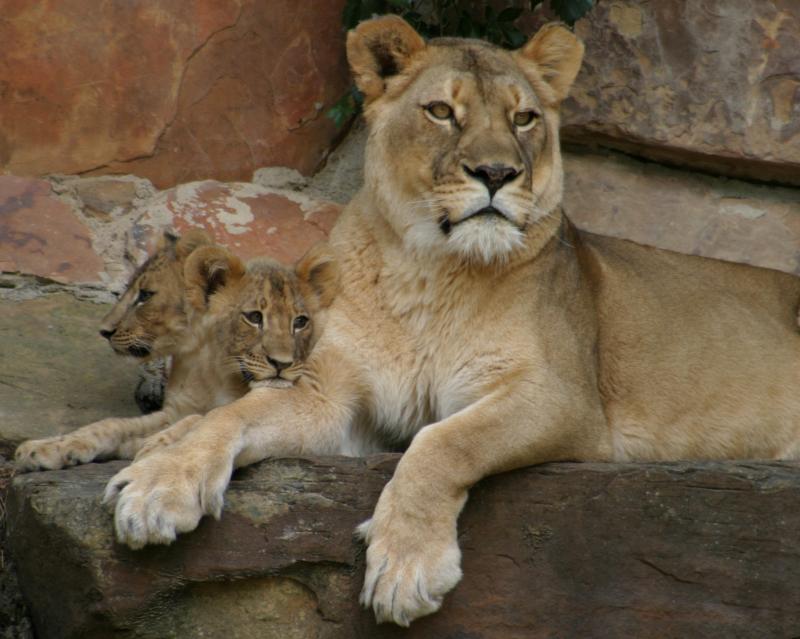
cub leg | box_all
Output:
[132,414,203,460]
[15,410,173,472]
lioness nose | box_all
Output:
[464,164,521,196]
[267,357,292,373]
[99,328,116,340]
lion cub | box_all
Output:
[15,234,338,471]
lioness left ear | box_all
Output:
[346,15,425,102]
[184,246,245,310]
[515,23,584,105]
[295,242,340,310]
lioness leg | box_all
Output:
[358,382,599,626]
[103,360,359,549]
[15,410,173,472]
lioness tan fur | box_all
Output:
[102,17,800,627]
[16,234,338,470]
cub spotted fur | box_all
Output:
[15,235,338,471]
[101,16,799,627]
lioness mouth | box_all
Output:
[439,207,511,235]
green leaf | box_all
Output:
[498,7,524,23]
[550,0,594,25]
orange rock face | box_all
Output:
[0,176,105,284]
[0,0,350,189]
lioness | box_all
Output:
[16,232,338,470]
[102,17,800,626]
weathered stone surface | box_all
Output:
[0,294,140,444]
[565,0,800,184]
[9,457,800,638]
[129,180,341,265]
[0,176,106,285]
[564,149,800,275]
[1,1,349,188]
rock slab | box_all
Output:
[565,0,800,184]
[8,457,800,638]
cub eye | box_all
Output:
[425,102,453,121]
[136,289,154,304]
[513,110,538,129]
[292,315,309,332]
[243,310,263,326]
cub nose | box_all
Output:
[464,163,521,196]
[267,357,292,374]
[99,328,116,340]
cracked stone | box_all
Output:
[0,176,105,285]
[130,180,341,265]
[563,0,800,184]
[1,0,350,189]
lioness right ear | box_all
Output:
[184,246,245,310]
[346,15,425,102]
[295,242,340,310]
[515,23,584,106]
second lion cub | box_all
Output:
[16,235,339,471]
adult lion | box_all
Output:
[104,16,800,626]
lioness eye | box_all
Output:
[513,111,537,128]
[243,310,263,326]
[425,102,453,121]
[136,289,154,304]
[292,315,309,332]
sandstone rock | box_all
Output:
[129,180,341,265]
[0,176,105,285]
[8,457,800,638]
[565,0,800,184]
[564,149,800,275]
[0,1,350,189]
[0,294,140,445]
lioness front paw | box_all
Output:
[102,448,230,549]
[357,490,463,626]
[15,435,96,472]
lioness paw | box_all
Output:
[357,513,462,627]
[103,448,229,549]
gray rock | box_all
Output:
[8,457,800,638]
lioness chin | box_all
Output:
[102,16,800,627]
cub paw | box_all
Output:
[15,436,96,472]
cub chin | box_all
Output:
[15,237,339,472]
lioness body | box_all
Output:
[103,17,800,627]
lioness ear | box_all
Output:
[184,246,245,310]
[174,228,214,260]
[346,15,425,102]
[295,242,340,310]
[515,23,584,105]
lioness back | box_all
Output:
[578,231,800,460]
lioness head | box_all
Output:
[99,229,213,359]
[184,242,340,389]
[347,17,583,264]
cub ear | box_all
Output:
[184,246,245,310]
[514,23,584,105]
[295,242,340,310]
[175,228,214,260]
[346,15,425,103]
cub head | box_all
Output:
[99,229,213,359]
[186,242,340,388]
[347,16,583,264]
